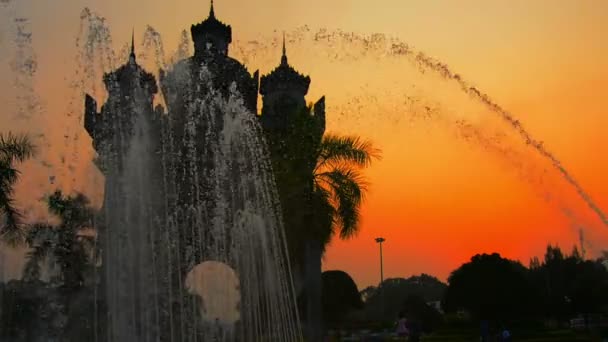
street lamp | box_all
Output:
[375,237,385,285]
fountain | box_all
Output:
[2,0,607,340]
[83,3,304,341]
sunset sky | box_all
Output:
[1,0,607,289]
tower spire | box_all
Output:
[281,32,288,66]
[209,0,215,18]
[129,28,136,63]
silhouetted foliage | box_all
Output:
[441,246,608,332]
[265,102,380,339]
[1,191,99,341]
[265,105,324,265]
[0,132,35,246]
[364,274,447,322]
[321,270,364,328]
[360,285,377,303]
[401,294,443,333]
[442,253,536,321]
[529,245,608,325]
[23,190,96,290]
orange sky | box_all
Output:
[1,0,607,289]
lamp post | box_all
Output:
[375,237,385,284]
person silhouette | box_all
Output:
[396,311,409,339]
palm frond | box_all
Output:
[316,134,381,171]
[315,166,367,239]
[0,132,36,163]
[0,190,25,247]
[47,190,94,229]
[0,160,19,188]
[310,186,337,247]
[0,133,35,246]
[0,224,25,247]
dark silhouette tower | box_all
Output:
[259,33,326,262]
[161,0,258,113]
[259,34,327,342]
[84,33,159,174]
[158,2,264,340]
[191,0,231,58]
[260,34,319,131]
[83,35,165,341]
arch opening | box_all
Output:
[185,260,241,326]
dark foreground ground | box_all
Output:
[327,328,608,341]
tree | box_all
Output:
[23,191,96,290]
[442,253,536,321]
[263,104,379,340]
[364,274,447,322]
[320,270,364,328]
[360,286,377,303]
[310,134,380,244]
[401,294,443,334]
[529,244,608,325]
[0,132,35,246]
[304,134,380,339]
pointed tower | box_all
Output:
[260,34,312,130]
[84,32,159,172]
[258,36,326,327]
[190,0,232,57]
[162,0,258,115]
[129,28,136,64]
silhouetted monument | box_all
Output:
[85,33,161,174]
[83,1,323,340]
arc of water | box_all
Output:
[408,51,608,227]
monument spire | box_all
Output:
[209,0,215,18]
[281,32,288,66]
[129,28,136,63]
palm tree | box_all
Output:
[261,103,380,339]
[23,191,96,289]
[311,134,380,243]
[0,132,35,246]
[304,134,380,340]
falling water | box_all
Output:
[10,16,41,122]
[1,3,606,340]
[409,51,608,227]
[232,28,606,227]
[229,27,607,235]
[92,61,302,340]
[69,7,302,340]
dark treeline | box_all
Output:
[319,245,608,340]
[443,247,608,328]
[0,190,98,341]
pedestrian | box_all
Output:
[395,311,409,340]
